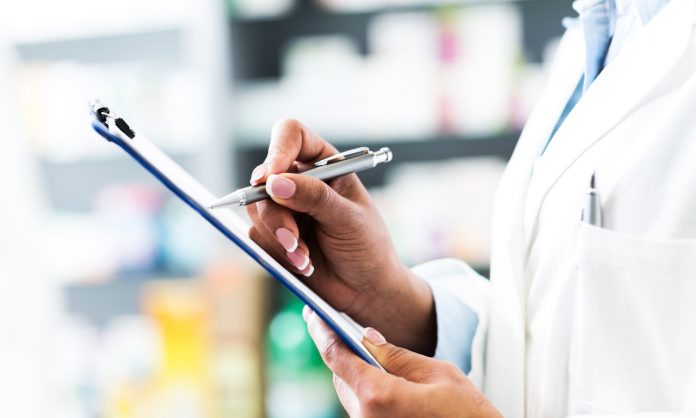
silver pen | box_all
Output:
[209,147,393,208]
[581,172,603,227]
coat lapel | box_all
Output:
[495,24,584,313]
[484,22,586,415]
[522,0,696,258]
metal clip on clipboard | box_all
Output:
[91,100,136,139]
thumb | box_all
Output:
[362,327,436,383]
[265,172,356,225]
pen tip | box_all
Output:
[590,172,596,188]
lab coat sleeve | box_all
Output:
[412,258,490,387]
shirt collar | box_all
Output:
[616,0,671,24]
[571,0,673,39]
[636,0,672,23]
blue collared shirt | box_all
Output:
[576,0,672,87]
[544,0,672,153]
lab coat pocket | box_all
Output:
[568,223,696,414]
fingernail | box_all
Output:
[266,175,296,199]
[363,327,387,345]
[302,305,312,322]
[301,264,315,278]
[250,164,267,185]
[287,249,310,270]
[275,228,298,252]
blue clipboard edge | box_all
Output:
[91,119,383,369]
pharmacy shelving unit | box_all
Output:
[16,26,231,210]
[228,0,573,188]
[12,3,233,319]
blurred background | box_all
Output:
[0,0,572,416]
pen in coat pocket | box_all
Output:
[581,172,603,227]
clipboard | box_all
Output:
[90,101,383,370]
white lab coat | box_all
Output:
[416,0,696,416]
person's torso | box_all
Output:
[484,0,696,416]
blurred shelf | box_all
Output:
[472,265,490,278]
[230,0,572,79]
[15,28,183,65]
[233,0,564,21]
[63,275,192,327]
[40,153,193,211]
[234,132,518,188]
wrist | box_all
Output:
[353,261,437,355]
[402,267,437,355]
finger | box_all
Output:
[248,209,312,275]
[249,227,314,277]
[256,201,309,269]
[265,119,338,177]
[361,328,440,383]
[250,119,338,186]
[297,258,316,278]
[247,204,287,255]
[246,199,264,230]
[249,224,314,276]
[249,160,299,186]
[305,309,384,390]
[333,374,362,418]
[265,173,361,227]
[248,224,286,264]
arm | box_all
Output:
[247,118,436,354]
[303,306,501,418]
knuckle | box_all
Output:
[272,117,302,134]
[330,174,361,199]
[361,386,393,412]
[248,226,260,242]
[380,348,426,379]
[267,119,303,165]
[441,361,463,377]
[309,180,333,209]
[255,200,275,218]
[381,347,409,369]
[257,202,286,224]
[248,226,275,253]
[270,118,302,149]
[320,337,341,365]
[353,379,374,399]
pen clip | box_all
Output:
[314,147,370,167]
